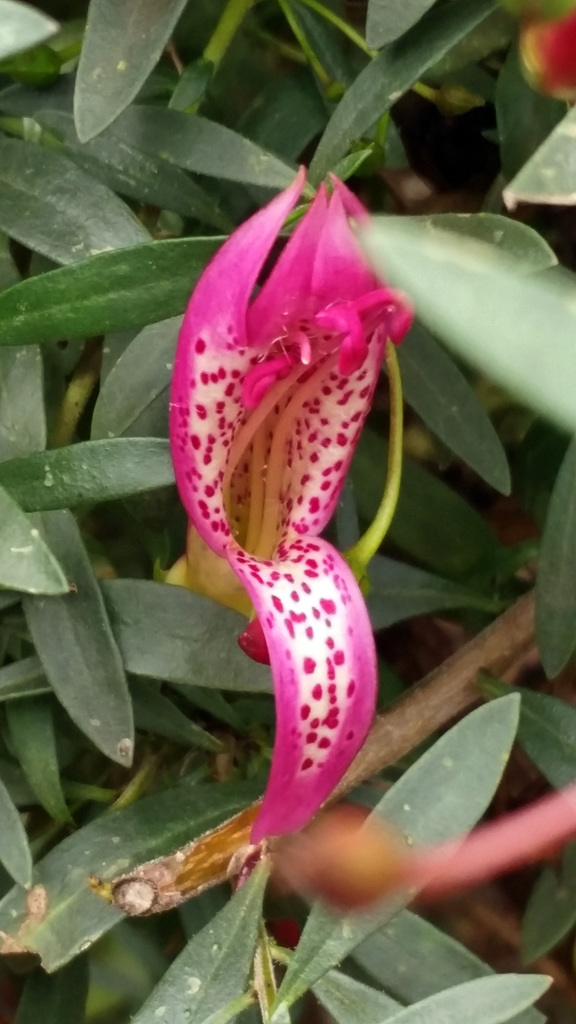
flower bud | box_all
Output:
[520,6,576,98]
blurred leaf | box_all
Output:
[131,682,221,752]
[310,0,494,183]
[6,695,71,822]
[536,435,576,676]
[367,0,438,49]
[273,696,520,1009]
[403,213,557,271]
[74,0,189,142]
[354,910,543,1024]
[0,770,32,886]
[14,955,88,1024]
[504,104,576,208]
[522,844,576,962]
[352,429,499,581]
[482,678,576,788]
[0,236,220,344]
[0,484,68,594]
[0,654,49,702]
[91,318,179,439]
[381,976,549,1024]
[0,778,259,969]
[360,218,576,435]
[314,970,401,1024]
[22,510,134,766]
[132,865,267,1024]
[111,106,298,190]
[0,1,58,61]
[495,45,566,182]
[366,554,500,629]
[0,138,149,264]
[397,323,510,494]
[102,580,272,693]
[36,109,231,230]
[0,345,46,462]
[0,438,174,510]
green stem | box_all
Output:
[277,0,332,85]
[295,0,375,55]
[203,0,256,69]
[346,343,404,578]
[48,337,102,448]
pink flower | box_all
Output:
[169,168,412,842]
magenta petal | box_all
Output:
[311,188,378,307]
[228,539,377,842]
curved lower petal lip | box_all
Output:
[228,538,377,842]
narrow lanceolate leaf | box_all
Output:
[6,696,71,822]
[0,345,46,462]
[367,0,439,49]
[91,318,179,439]
[273,697,520,1011]
[402,213,557,272]
[313,970,402,1024]
[132,866,268,1024]
[0,655,49,703]
[13,956,88,1024]
[102,580,272,693]
[536,436,576,676]
[0,779,259,970]
[0,1,58,61]
[22,511,134,766]
[360,219,576,435]
[0,237,220,344]
[131,683,221,752]
[36,110,231,230]
[504,104,576,208]
[522,844,576,963]
[309,0,494,183]
[0,438,174,511]
[0,138,149,264]
[397,324,510,494]
[0,483,68,594]
[381,976,549,1024]
[74,0,189,142]
[112,106,299,190]
[0,771,32,887]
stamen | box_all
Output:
[242,353,292,409]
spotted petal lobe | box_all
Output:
[229,538,377,842]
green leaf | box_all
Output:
[354,910,543,1024]
[36,109,231,230]
[91,318,179,439]
[366,554,501,630]
[0,230,19,291]
[132,866,267,1024]
[0,345,46,462]
[367,0,438,49]
[360,218,576,434]
[309,0,494,184]
[402,213,557,272]
[132,682,222,752]
[239,67,327,163]
[522,844,576,962]
[536,436,576,676]
[397,324,510,494]
[6,695,71,822]
[0,654,49,702]
[504,103,576,208]
[0,778,259,969]
[352,429,499,581]
[14,955,88,1024]
[482,678,576,789]
[0,770,32,886]
[273,696,520,1010]
[102,580,272,693]
[0,438,175,511]
[313,970,402,1024]
[22,510,134,765]
[495,44,566,182]
[381,976,549,1024]
[0,138,149,264]
[0,1,58,61]
[0,484,68,594]
[74,0,189,142]
[111,106,298,190]
[0,236,220,344]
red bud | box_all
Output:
[237,618,271,664]
[521,7,576,98]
